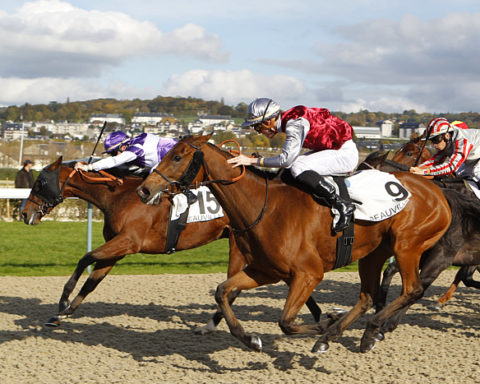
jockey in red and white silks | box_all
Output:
[411,118,480,180]
[265,105,359,178]
[228,98,359,233]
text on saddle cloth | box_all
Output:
[170,186,224,223]
[329,169,412,222]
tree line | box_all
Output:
[1,97,479,129]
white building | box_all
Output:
[131,112,173,125]
[378,120,393,137]
[353,126,381,139]
[88,113,125,125]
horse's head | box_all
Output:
[358,150,390,170]
[22,156,65,225]
[137,135,212,205]
[392,138,432,167]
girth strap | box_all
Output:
[333,176,354,269]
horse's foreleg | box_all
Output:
[196,232,245,335]
[376,260,398,312]
[215,266,278,351]
[46,260,120,327]
[278,272,323,335]
[58,252,97,313]
[46,234,137,327]
[461,265,480,289]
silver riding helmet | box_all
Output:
[242,98,281,128]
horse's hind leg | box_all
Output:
[436,265,480,308]
[312,250,385,354]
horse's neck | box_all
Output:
[61,169,129,211]
[204,149,286,230]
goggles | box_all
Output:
[430,135,444,144]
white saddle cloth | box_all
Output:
[170,186,224,223]
[330,169,412,222]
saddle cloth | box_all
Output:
[170,171,410,224]
[330,169,412,222]
[170,186,224,223]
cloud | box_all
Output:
[0,76,156,106]
[162,69,307,106]
[317,13,480,84]
[0,0,227,78]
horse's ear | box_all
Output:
[379,150,390,161]
[49,156,63,171]
[199,134,213,143]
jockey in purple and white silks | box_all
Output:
[75,131,177,174]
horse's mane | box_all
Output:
[206,142,293,182]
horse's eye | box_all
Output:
[406,152,412,157]
[173,155,181,162]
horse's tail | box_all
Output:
[442,188,480,238]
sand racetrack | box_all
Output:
[0,270,478,384]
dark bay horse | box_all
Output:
[137,134,452,353]
[361,143,480,334]
[22,157,320,328]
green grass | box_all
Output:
[0,221,231,276]
[0,221,360,276]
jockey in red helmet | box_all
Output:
[228,98,359,233]
[410,118,480,179]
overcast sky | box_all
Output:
[1,0,480,113]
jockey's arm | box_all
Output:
[75,151,137,172]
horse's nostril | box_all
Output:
[139,187,150,198]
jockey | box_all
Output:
[228,98,359,233]
[410,118,480,179]
[75,131,177,174]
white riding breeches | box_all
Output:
[289,140,359,178]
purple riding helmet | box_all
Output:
[103,131,130,154]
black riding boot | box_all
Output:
[296,170,355,233]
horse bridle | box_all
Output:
[28,167,71,216]
[28,166,122,216]
[151,142,269,233]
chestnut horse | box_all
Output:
[22,157,321,328]
[360,143,480,337]
[137,135,452,353]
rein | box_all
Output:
[153,140,268,233]
[29,167,123,215]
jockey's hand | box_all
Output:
[227,154,258,168]
[74,161,93,172]
[410,166,429,175]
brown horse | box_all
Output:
[22,156,321,329]
[369,140,480,311]
[137,134,452,353]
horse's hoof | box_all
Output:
[312,342,329,354]
[44,317,61,327]
[374,331,385,342]
[430,302,443,311]
[193,319,216,335]
[329,307,347,314]
[58,300,70,313]
[249,335,262,352]
[360,339,376,353]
